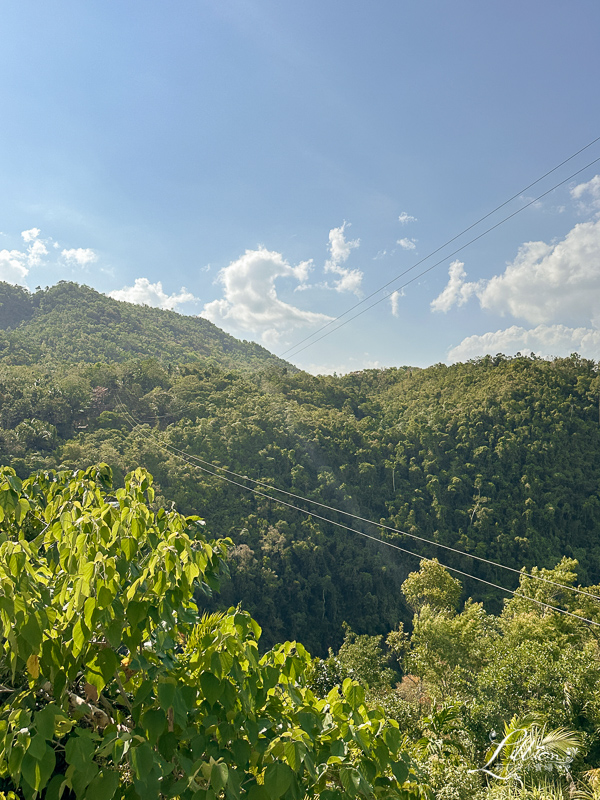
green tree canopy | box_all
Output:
[401,560,462,614]
[0,465,426,800]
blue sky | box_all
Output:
[2,1,600,373]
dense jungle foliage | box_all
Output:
[2,465,600,800]
[2,281,600,799]
[2,284,600,651]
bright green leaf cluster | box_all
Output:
[0,465,427,800]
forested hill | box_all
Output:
[0,281,291,370]
[3,339,600,654]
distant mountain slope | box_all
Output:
[4,351,600,653]
[0,281,292,371]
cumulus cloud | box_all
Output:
[15,228,50,267]
[432,219,600,326]
[0,227,51,283]
[0,250,29,285]
[324,222,363,295]
[109,278,197,310]
[0,226,100,286]
[27,239,48,267]
[435,214,600,363]
[397,237,417,251]
[21,228,41,243]
[201,247,332,345]
[61,248,98,267]
[398,212,417,225]
[448,324,600,363]
[431,260,481,313]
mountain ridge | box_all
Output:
[0,280,293,372]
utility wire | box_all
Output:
[116,401,600,616]
[117,398,600,602]
[281,147,600,360]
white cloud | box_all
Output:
[389,290,403,317]
[21,228,41,243]
[434,214,600,363]
[432,219,600,326]
[324,222,363,295]
[61,247,98,267]
[201,247,332,345]
[397,237,417,251]
[571,174,600,213]
[0,227,99,285]
[109,278,197,311]
[302,355,382,376]
[398,212,417,225]
[27,239,48,267]
[448,324,600,363]
[0,250,29,285]
[431,260,481,313]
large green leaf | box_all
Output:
[65,733,95,772]
[391,758,409,785]
[85,769,120,800]
[264,762,293,799]
[20,741,56,792]
[211,761,229,792]
[21,613,43,651]
[34,705,60,740]
[85,647,119,692]
[130,742,154,780]
[126,600,146,627]
[339,767,361,797]
[200,671,223,706]
[142,708,167,745]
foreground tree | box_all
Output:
[0,465,427,800]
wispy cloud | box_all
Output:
[201,247,331,346]
[109,278,197,311]
[389,289,403,317]
[302,355,382,376]
[0,225,99,286]
[397,237,417,251]
[398,212,417,225]
[571,173,600,214]
[27,239,48,267]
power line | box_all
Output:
[117,398,600,602]
[116,401,600,618]
[280,145,600,360]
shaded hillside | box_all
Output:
[0,281,291,371]
[2,352,600,653]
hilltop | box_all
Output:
[0,281,292,371]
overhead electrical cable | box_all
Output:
[117,399,600,602]
[116,400,600,611]
[280,145,600,360]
